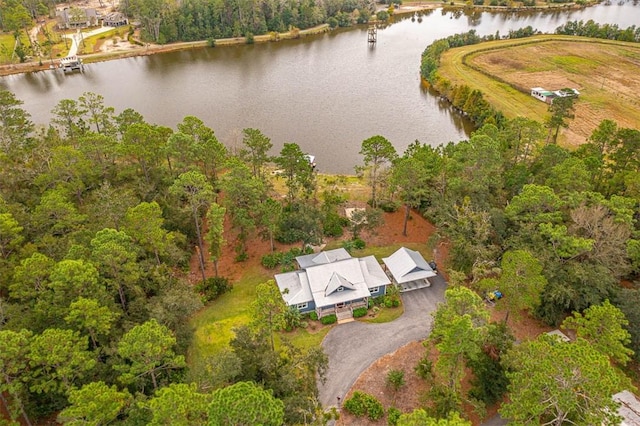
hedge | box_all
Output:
[353,307,368,318]
[320,314,337,325]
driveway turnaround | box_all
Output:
[317,274,447,408]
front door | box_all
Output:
[336,302,345,309]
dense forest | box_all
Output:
[2,81,639,423]
[0,0,381,46]
[1,23,640,421]
[123,0,378,43]
[0,89,337,424]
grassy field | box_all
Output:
[438,35,640,146]
[0,32,30,63]
[187,262,336,368]
[188,265,268,364]
[78,27,128,55]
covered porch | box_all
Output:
[316,298,368,319]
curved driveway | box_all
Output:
[318,275,447,407]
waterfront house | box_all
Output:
[275,248,390,318]
[57,7,99,29]
[103,12,129,27]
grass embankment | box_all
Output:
[437,35,640,145]
[0,23,331,75]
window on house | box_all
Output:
[296,302,308,310]
[337,286,344,292]
[370,286,379,293]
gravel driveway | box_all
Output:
[317,274,447,407]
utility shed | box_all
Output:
[545,329,571,342]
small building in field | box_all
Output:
[275,248,390,319]
[531,87,556,103]
[382,247,436,292]
[102,12,128,27]
[531,87,580,104]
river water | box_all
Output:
[1,2,639,173]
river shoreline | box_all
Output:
[0,1,600,79]
[0,24,334,78]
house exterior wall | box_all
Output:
[531,88,551,103]
[104,19,128,27]
[103,13,129,27]
[369,284,387,297]
[57,8,99,29]
[295,300,315,314]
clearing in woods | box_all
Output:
[438,35,640,146]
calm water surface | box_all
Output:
[2,2,639,173]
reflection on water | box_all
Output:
[1,2,638,173]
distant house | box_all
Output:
[274,248,390,319]
[531,87,580,104]
[382,247,436,292]
[540,335,640,425]
[613,390,640,426]
[103,12,128,27]
[57,7,99,29]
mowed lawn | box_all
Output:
[187,241,424,368]
[188,266,267,366]
[188,263,333,368]
[438,35,640,146]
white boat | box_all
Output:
[60,55,83,73]
[304,154,317,169]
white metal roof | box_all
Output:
[276,251,390,309]
[545,329,571,342]
[360,255,392,289]
[274,270,312,305]
[383,247,436,284]
[296,248,351,269]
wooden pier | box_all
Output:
[368,25,377,44]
